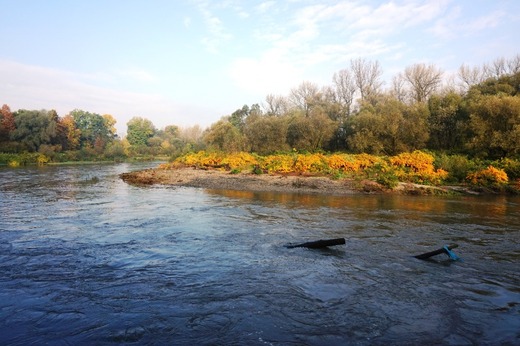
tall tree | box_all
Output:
[203,118,246,152]
[289,81,320,116]
[70,109,113,149]
[428,92,465,151]
[467,94,520,158]
[333,69,357,117]
[59,114,80,150]
[263,94,288,116]
[10,109,58,151]
[0,104,15,141]
[244,113,289,154]
[402,63,443,103]
[350,58,383,102]
[126,117,156,147]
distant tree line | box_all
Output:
[1,54,519,163]
[203,55,520,159]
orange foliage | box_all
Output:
[389,150,448,185]
[466,166,508,186]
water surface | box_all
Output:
[0,164,519,345]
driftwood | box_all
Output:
[286,238,346,249]
[414,244,459,260]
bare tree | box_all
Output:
[458,64,485,92]
[403,63,443,103]
[350,58,383,101]
[506,54,520,75]
[289,81,320,116]
[484,57,507,79]
[333,69,357,116]
[263,94,288,117]
[391,73,409,103]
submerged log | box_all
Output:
[286,238,346,249]
[414,244,459,260]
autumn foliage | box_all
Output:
[466,166,508,187]
[162,150,457,188]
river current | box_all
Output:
[0,163,519,345]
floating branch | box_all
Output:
[285,238,346,249]
[414,244,460,260]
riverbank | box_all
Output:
[120,167,484,196]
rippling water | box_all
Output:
[0,163,519,345]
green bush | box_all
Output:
[434,153,478,183]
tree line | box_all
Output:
[1,54,519,163]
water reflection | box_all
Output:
[0,164,519,345]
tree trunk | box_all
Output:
[286,238,346,249]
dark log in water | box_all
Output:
[286,238,346,249]
[414,244,459,260]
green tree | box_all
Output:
[70,109,114,149]
[467,94,520,158]
[203,119,246,152]
[428,92,465,151]
[126,117,156,147]
[286,111,336,152]
[10,109,58,151]
[244,113,289,155]
[346,96,429,155]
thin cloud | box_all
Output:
[0,59,174,133]
[192,0,232,53]
[430,6,506,39]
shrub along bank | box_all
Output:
[160,150,519,193]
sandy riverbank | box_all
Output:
[119,167,469,195]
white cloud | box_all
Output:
[430,6,506,39]
[256,1,275,14]
[183,16,192,28]
[0,59,188,134]
[229,55,301,97]
[193,0,232,53]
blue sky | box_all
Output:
[1,0,519,135]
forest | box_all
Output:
[1,54,519,188]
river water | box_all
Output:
[0,163,518,345]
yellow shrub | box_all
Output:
[390,150,448,185]
[175,151,223,168]
[221,152,258,170]
[260,154,295,173]
[293,154,327,173]
[466,166,508,186]
[327,154,358,172]
[355,153,381,169]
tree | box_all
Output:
[203,119,246,152]
[289,81,320,116]
[333,69,357,117]
[467,94,520,158]
[103,114,118,138]
[55,114,80,151]
[70,109,114,149]
[286,112,336,152]
[428,92,465,151]
[402,63,443,103]
[10,109,58,151]
[458,64,485,93]
[229,105,250,131]
[350,58,383,102]
[263,94,288,116]
[126,117,156,147]
[244,113,289,155]
[346,95,429,155]
[0,104,16,141]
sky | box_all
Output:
[1,0,519,135]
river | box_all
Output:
[0,163,518,345]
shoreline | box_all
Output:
[119,167,485,196]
